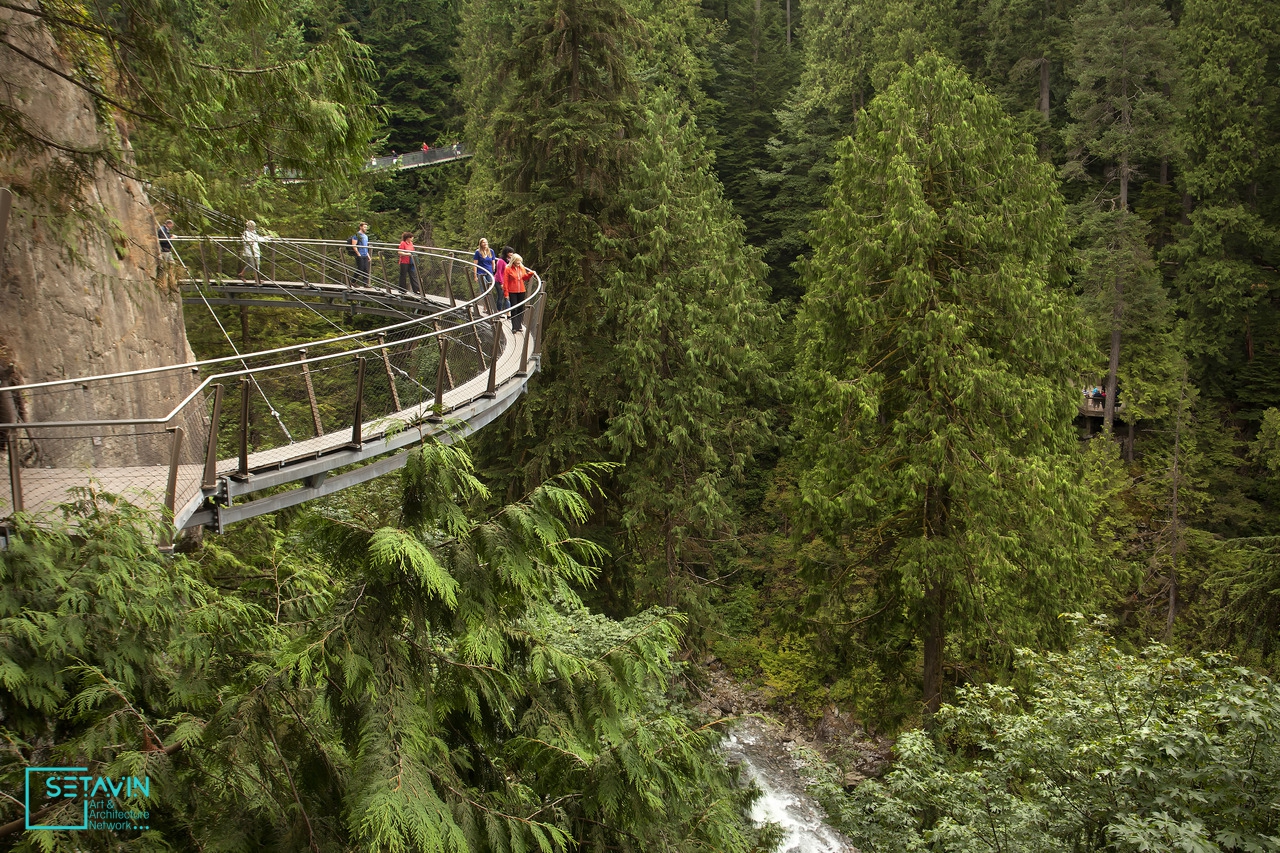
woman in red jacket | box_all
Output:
[504,254,534,333]
[398,231,421,295]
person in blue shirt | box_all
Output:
[472,238,496,302]
[350,222,370,287]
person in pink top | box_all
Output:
[494,246,512,311]
[398,231,421,295]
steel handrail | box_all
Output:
[4,239,497,394]
[0,272,544,430]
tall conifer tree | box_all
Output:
[1064,0,1176,432]
[1167,0,1280,405]
[793,55,1091,713]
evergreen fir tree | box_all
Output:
[793,55,1092,713]
[1063,0,1176,432]
[474,0,641,488]
[1166,0,1280,405]
[601,86,779,608]
[699,0,800,258]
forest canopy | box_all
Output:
[2,0,1280,849]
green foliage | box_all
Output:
[355,0,462,153]
[0,445,766,851]
[698,0,800,263]
[811,621,1280,853]
[1063,0,1176,205]
[601,85,779,607]
[793,55,1093,711]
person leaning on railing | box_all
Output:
[505,254,534,334]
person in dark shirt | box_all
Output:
[157,219,175,262]
[157,219,176,288]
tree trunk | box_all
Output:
[922,581,946,716]
[664,517,677,608]
[1126,419,1135,462]
[1167,373,1185,640]
[1104,275,1121,434]
[1119,155,1129,211]
[786,0,791,46]
[1039,57,1050,122]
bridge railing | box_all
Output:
[1,238,546,529]
[368,145,469,171]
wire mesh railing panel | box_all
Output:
[0,427,205,521]
[1,235,542,530]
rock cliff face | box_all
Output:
[0,2,197,467]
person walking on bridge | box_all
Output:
[494,246,512,311]
[239,220,267,282]
[398,231,421,295]
[350,222,370,288]
[157,218,176,288]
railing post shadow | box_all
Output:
[300,349,323,436]
[482,319,501,398]
[234,377,250,480]
[428,339,449,422]
[380,335,401,411]
[202,383,224,489]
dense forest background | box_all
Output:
[3,0,1280,849]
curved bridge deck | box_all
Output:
[0,236,545,535]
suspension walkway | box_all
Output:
[0,233,544,535]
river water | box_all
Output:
[723,717,855,853]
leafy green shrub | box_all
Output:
[810,619,1280,852]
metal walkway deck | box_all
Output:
[0,236,544,533]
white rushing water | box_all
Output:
[723,718,854,853]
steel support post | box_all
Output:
[164,426,185,518]
[236,377,250,478]
[531,291,548,356]
[518,303,533,376]
[429,340,449,421]
[483,319,501,397]
[350,357,366,447]
[202,383,224,489]
[6,430,21,514]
